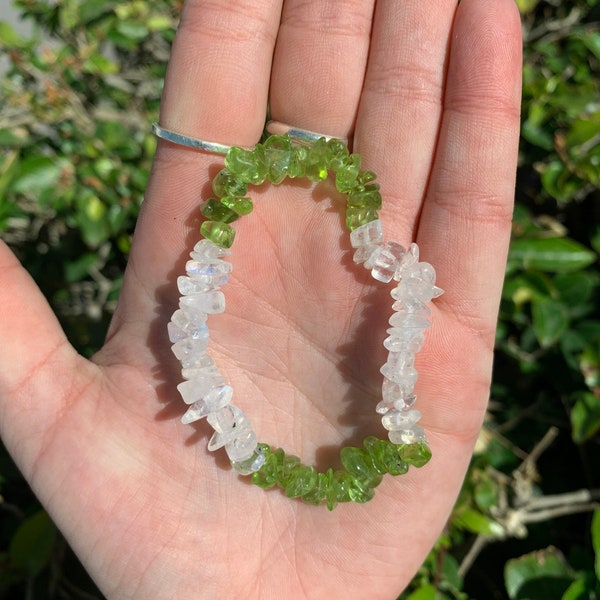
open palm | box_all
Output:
[0,1,522,598]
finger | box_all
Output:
[354,0,458,243]
[269,0,375,138]
[421,0,521,331]
[416,0,522,433]
[107,0,282,340]
[0,241,87,471]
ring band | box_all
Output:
[265,121,348,145]
[152,123,232,155]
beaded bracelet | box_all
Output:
[167,133,442,509]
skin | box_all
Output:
[0,0,522,598]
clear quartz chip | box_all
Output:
[349,219,383,248]
[371,241,407,283]
[393,244,419,280]
[231,446,266,474]
[388,426,426,445]
[353,245,378,265]
[404,261,436,284]
[191,239,231,260]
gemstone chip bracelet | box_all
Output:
[164,131,443,509]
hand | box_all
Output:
[0,0,522,597]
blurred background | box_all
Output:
[0,1,599,598]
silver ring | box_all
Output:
[265,121,348,145]
[152,123,231,155]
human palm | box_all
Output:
[0,0,522,598]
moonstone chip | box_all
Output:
[177,373,227,404]
[383,351,414,371]
[167,321,186,343]
[380,358,418,387]
[382,378,417,409]
[181,402,209,424]
[187,258,231,274]
[207,404,246,433]
[381,409,422,431]
[191,239,231,260]
[177,276,210,296]
[225,429,258,462]
[349,219,383,248]
[171,309,209,340]
[376,394,417,414]
[171,337,210,368]
[388,426,426,445]
[179,290,225,314]
[181,363,218,380]
[185,260,230,288]
[388,313,431,330]
[171,307,206,328]
[181,385,234,425]
[391,300,431,316]
[383,331,425,353]
[208,421,253,452]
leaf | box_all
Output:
[11,156,63,196]
[64,252,99,283]
[453,507,505,537]
[582,31,600,62]
[508,238,596,273]
[505,548,575,600]
[515,0,540,14]
[532,297,569,348]
[592,510,600,581]
[570,393,600,443]
[0,20,27,48]
[474,478,500,511]
[561,578,590,600]
[554,272,598,315]
[405,584,436,600]
[539,160,583,203]
[9,511,57,576]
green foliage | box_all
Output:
[0,0,179,354]
[1,0,600,598]
[520,0,600,203]
[503,512,600,600]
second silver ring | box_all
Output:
[265,121,349,146]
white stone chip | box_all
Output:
[177,373,227,404]
[349,219,383,248]
[382,409,422,431]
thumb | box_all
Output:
[0,240,87,476]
